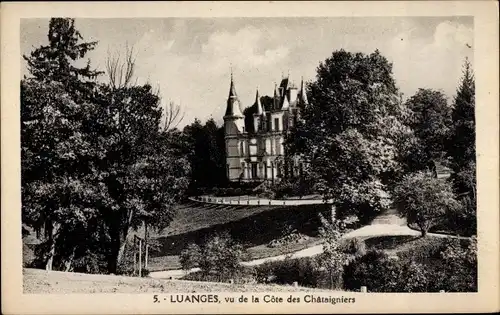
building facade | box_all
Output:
[223,72,308,183]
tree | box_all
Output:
[447,161,476,236]
[23,18,102,99]
[448,58,475,174]
[21,18,104,271]
[404,88,453,176]
[106,44,137,90]
[94,82,190,273]
[183,118,227,192]
[393,172,460,237]
[446,58,476,236]
[288,50,405,222]
[22,18,190,274]
[163,101,186,131]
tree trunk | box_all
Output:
[64,248,76,272]
[107,208,134,274]
[107,225,121,274]
[116,209,134,265]
[45,222,60,271]
[144,221,148,268]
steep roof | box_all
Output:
[298,77,308,106]
[254,88,263,115]
[224,73,243,117]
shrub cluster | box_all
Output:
[343,237,477,292]
[252,236,476,293]
[254,257,327,288]
[179,232,247,283]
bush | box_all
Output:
[344,238,477,292]
[397,237,447,264]
[254,183,276,199]
[343,249,432,292]
[340,238,367,257]
[179,232,246,283]
[343,250,392,292]
[180,243,201,270]
[437,237,477,292]
[254,257,323,288]
[182,267,256,284]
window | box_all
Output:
[274,118,279,131]
[251,163,258,179]
[240,142,245,156]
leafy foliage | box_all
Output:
[21,18,189,273]
[316,207,350,289]
[343,237,477,292]
[438,237,477,292]
[403,88,452,175]
[254,256,323,288]
[180,232,246,282]
[288,50,406,221]
[182,118,227,193]
[393,172,460,236]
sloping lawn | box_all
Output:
[135,202,331,271]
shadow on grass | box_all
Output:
[150,203,331,258]
[363,235,421,251]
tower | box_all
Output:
[224,71,245,181]
[298,76,308,106]
[252,87,263,132]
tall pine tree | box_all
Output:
[446,58,476,236]
[22,18,104,271]
[448,58,475,173]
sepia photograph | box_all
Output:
[2,1,499,314]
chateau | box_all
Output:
[223,72,308,183]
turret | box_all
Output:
[288,72,298,106]
[298,76,308,106]
[253,87,263,132]
[273,82,280,110]
[224,71,244,135]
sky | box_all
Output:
[21,17,473,128]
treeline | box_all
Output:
[285,49,476,236]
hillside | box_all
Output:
[23,268,338,294]
[142,201,331,270]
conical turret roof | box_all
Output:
[299,76,308,106]
[254,87,263,115]
[224,71,243,117]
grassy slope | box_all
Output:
[23,202,330,271]
[23,268,337,293]
[141,202,330,270]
